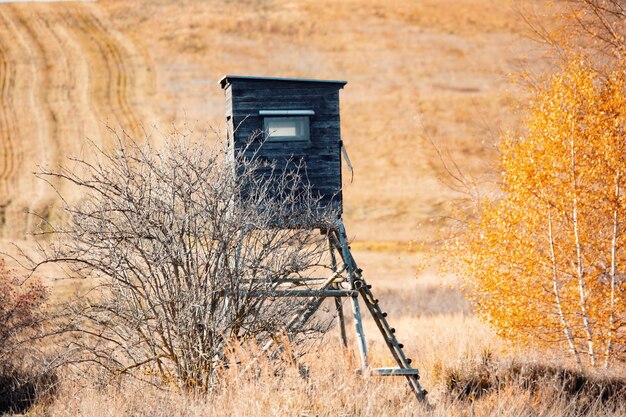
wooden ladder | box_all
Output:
[326,222,428,402]
[243,221,428,402]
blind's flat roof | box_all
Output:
[220,75,347,89]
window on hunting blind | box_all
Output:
[264,117,309,141]
[260,109,314,142]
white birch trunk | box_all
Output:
[548,209,582,370]
[605,172,620,368]
[570,136,596,366]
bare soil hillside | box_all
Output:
[0,0,552,243]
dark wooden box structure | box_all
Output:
[220,75,347,220]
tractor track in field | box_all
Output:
[0,7,38,213]
[0,2,157,236]
[0,24,15,200]
[9,5,62,171]
[63,6,146,138]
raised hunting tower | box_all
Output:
[219,75,428,403]
[220,75,346,216]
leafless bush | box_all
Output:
[0,258,47,363]
[0,258,55,414]
[27,128,337,391]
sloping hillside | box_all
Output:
[0,1,159,237]
[0,0,551,243]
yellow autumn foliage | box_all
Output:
[453,58,626,368]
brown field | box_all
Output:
[0,0,556,242]
[1,1,623,416]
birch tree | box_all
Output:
[452,58,625,368]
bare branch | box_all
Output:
[27,128,337,391]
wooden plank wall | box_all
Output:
[223,79,344,214]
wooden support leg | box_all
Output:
[329,226,368,368]
[334,293,348,348]
[328,235,348,349]
[350,289,368,369]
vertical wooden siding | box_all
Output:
[222,78,344,214]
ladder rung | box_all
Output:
[356,367,420,376]
[369,367,420,376]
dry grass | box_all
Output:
[3,247,624,416]
[3,1,623,416]
[26,316,624,417]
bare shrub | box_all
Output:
[0,258,46,361]
[27,128,337,391]
[0,258,54,414]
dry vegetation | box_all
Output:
[24,315,626,417]
[5,252,624,416]
[0,0,624,416]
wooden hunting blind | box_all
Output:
[218,75,428,402]
[220,75,347,217]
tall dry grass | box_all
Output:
[22,312,625,417]
[8,248,623,416]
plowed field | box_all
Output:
[0,1,158,237]
[0,0,552,243]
